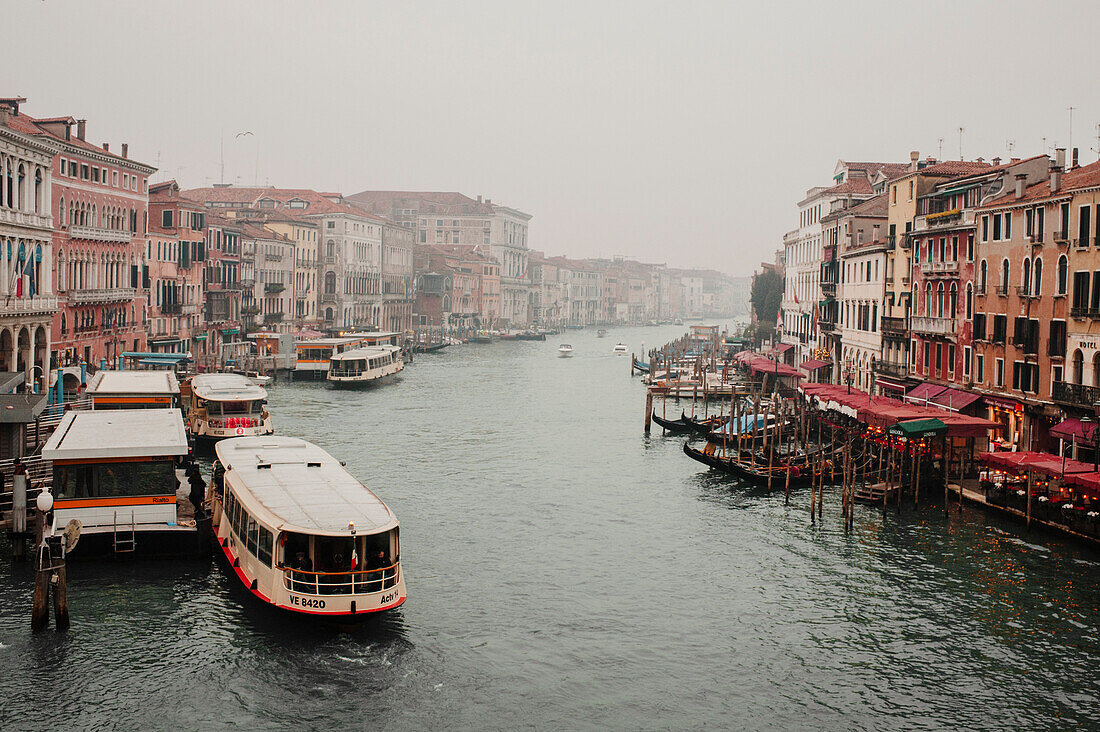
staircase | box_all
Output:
[853,481,895,505]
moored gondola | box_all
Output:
[633,357,650,373]
[683,441,819,488]
[651,411,696,433]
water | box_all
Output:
[2,325,1098,730]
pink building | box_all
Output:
[147,181,206,354]
[3,104,153,372]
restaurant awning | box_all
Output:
[979,451,1095,475]
[800,359,830,372]
[927,387,982,411]
[1063,471,1100,493]
[984,395,1023,411]
[904,383,949,404]
[772,343,793,354]
[888,418,948,439]
[1050,418,1098,446]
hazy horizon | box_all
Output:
[5,0,1099,277]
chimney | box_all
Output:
[872,224,881,241]
[102,143,109,152]
[0,105,9,128]
[910,150,919,171]
[1051,166,1062,194]
[1073,147,1080,169]
[121,143,129,159]
[992,157,1001,166]
[477,195,482,203]
[486,198,492,205]
[1056,147,1066,169]
[76,119,86,141]
[1015,174,1026,199]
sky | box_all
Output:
[5,1,1100,278]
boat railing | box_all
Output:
[328,367,366,378]
[282,563,400,595]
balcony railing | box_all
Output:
[994,284,1009,296]
[69,287,136,305]
[321,293,337,303]
[161,303,182,315]
[1016,286,1040,299]
[263,312,284,323]
[821,281,836,297]
[1053,380,1100,407]
[911,316,957,336]
[874,360,909,379]
[1069,306,1100,319]
[69,225,132,243]
[0,294,58,315]
[1074,237,1089,249]
[881,315,907,336]
[818,319,835,332]
[264,282,286,294]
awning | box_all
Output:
[888,418,948,438]
[800,359,831,372]
[140,357,185,366]
[984,395,1023,410]
[193,334,208,341]
[1050,418,1098,446]
[1063,471,1100,493]
[0,393,48,423]
[875,377,908,392]
[221,327,240,335]
[927,387,982,411]
[121,351,190,362]
[772,343,793,354]
[904,383,949,404]
[980,451,1095,475]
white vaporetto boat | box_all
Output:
[613,343,629,355]
[326,345,404,388]
[558,344,574,358]
[187,373,273,442]
[212,436,406,617]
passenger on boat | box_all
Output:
[366,548,388,592]
[186,462,206,512]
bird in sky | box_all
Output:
[235,131,254,138]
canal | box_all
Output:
[1,324,1098,730]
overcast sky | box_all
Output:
[5,1,1099,276]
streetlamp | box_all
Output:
[1083,413,1095,470]
[844,358,855,394]
[1092,399,1100,471]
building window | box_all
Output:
[966,283,973,318]
[976,354,985,382]
[1058,254,1068,295]
[1034,258,1042,296]
[1080,204,1092,245]
[963,346,972,377]
[979,259,987,293]
[995,358,1004,387]
[162,210,173,228]
[982,215,989,241]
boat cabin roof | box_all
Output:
[295,332,400,348]
[86,370,181,397]
[42,408,189,461]
[190,373,268,402]
[330,345,400,362]
[216,436,398,536]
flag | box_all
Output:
[25,255,35,297]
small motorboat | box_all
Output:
[229,370,273,387]
[597,329,608,338]
[613,343,628,356]
[558,344,574,358]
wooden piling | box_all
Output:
[644,390,653,434]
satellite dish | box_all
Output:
[64,519,82,553]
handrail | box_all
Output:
[281,563,400,595]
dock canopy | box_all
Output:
[771,343,793,354]
[87,371,180,399]
[1063,471,1100,493]
[800,359,830,372]
[904,383,948,404]
[120,351,191,363]
[42,408,189,461]
[888,418,948,439]
[746,357,802,378]
[979,451,1095,475]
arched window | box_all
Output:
[950,282,958,316]
[966,283,973,319]
[1022,258,1032,295]
[937,282,945,317]
[58,197,65,227]
[979,259,988,293]
[925,282,933,316]
[1001,258,1009,289]
[34,169,42,213]
[1033,258,1042,296]
[16,164,26,211]
[1073,349,1084,385]
[1093,353,1100,388]
[324,271,336,294]
[1058,254,1068,295]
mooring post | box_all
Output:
[644,390,653,434]
[31,507,48,632]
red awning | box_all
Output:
[927,387,982,411]
[772,343,793,354]
[748,357,802,378]
[1050,418,1099,446]
[984,395,1023,410]
[980,451,1094,475]
[904,383,949,404]
[800,359,830,372]
[1063,471,1100,493]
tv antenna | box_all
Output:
[957,127,964,160]
[937,137,943,160]
[1068,107,1075,157]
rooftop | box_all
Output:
[42,409,189,461]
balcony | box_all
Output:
[1053,380,1100,407]
[69,287,136,305]
[182,304,199,315]
[874,360,910,379]
[161,303,182,315]
[976,284,987,296]
[881,315,907,337]
[1054,233,1070,246]
[911,316,957,336]
[1016,286,1039,300]
[241,305,261,316]
[0,294,58,317]
[69,225,132,243]
[264,282,286,294]
[321,292,337,303]
[994,284,1008,296]
[1074,237,1089,249]
[915,208,973,231]
[918,260,960,277]
[263,312,284,324]
[821,281,836,298]
[885,234,896,251]
[1070,306,1100,319]
[818,319,835,332]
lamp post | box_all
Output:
[1083,413,1094,470]
[1092,399,1100,471]
[844,358,854,394]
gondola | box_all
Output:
[633,358,650,373]
[688,415,728,435]
[683,442,818,488]
[415,342,449,353]
[651,411,696,433]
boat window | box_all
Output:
[246,515,259,556]
[257,526,273,566]
[217,400,262,415]
[53,460,176,499]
